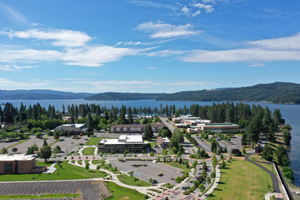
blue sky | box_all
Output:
[0,0,300,93]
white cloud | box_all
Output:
[116,41,123,46]
[0,78,52,89]
[202,0,215,3]
[0,46,63,63]
[145,67,156,69]
[193,3,214,13]
[1,29,92,47]
[128,0,176,11]
[181,48,300,63]
[192,10,201,17]
[247,33,300,50]
[62,45,141,67]
[249,63,266,67]
[136,22,200,38]
[124,41,142,45]
[181,6,190,15]
[0,64,38,71]
[31,23,40,26]
[146,49,185,57]
[0,2,29,25]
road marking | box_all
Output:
[2,191,8,195]
[21,190,27,195]
[53,190,57,194]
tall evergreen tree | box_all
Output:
[87,112,94,131]
[128,107,133,124]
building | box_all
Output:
[172,115,202,123]
[231,149,242,156]
[62,117,70,121]
[52,124,88,135]
[185,120,211,126]
[156,137,170,149]
[196,123,239,134]
[98,135,149,153]
[0,154,46,174]
[110,122,165,133]
[174,123,187,128]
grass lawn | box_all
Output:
[36,161,55,167]
[249,154,276,175]
[207,158,273,200]
[117,174,152,187]
[0,193,81,199]
[161,161,191,173]
[0,161,107,181]
[82,147,95,155]
[145,140,157,148]
[92,160,105,165]
[85,137,108,145]
[92,160,120,174]
[105,182,145,200]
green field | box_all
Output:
[207,159,273,200]
[117,174,152,187]
[105,182,145,200]
[162,161,191,173]
[0,161,107,181]
[82,147,95,155]
[0,193,81,199]
[85,137,117,145]
[36,161,55,167]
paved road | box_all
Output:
[244,154,280,193]
[159,117,174,133]
[192,136,212,152]
[0,180,109,199]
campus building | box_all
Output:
[156,137,170,149]
[0,154,46,174]
[191,123,240,134]
[98,135,149,153]
[110,122,165,133]
[52,124,88,135]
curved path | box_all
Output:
[244,154,280,193]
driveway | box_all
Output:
[159,117,174,134]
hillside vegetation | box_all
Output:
[155,82,300,104]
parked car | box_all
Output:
[152,180,158,184]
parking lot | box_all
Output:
[8,135,55,154]
[109,160,181,185]
[55,136,88,157]
[0,180,109,199]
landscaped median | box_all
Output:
[82,147,95,155]
[0,161,107,181]
[117,174,152,187]
[0,193,81,199]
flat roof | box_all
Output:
[0,154,35,161]
[99,135,147,145]
[61,124,86,128]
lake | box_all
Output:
[1,99,300,185]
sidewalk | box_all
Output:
[43,161,57,173]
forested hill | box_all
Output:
[155,82,300,104]
[0,90,95,100]
[85,92,165,101]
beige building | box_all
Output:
[0,154,46,174]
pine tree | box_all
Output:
[144,124,153,140]
[87,112,94,131]
[128,107,133,124]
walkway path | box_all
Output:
[43,161,57,173]
[245,154,280,193]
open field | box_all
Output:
[117,174,152,186]
[207,158,273,200]
[105,181,145,200]
[82,147,95,155]
[0,161,107,181]
[249,154,276,175]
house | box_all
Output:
[98,135,148,153]
[62,117,70,121]
[196,123,239,134]
[110,122,165,133]
[156,137,170,149]
[0,154,46,174]
[231,149,242,156]
[52,124,88,135]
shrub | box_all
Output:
[150,151,154,156]
[199,183,205,192]
[207,176,211,184]
[175,176,182,183]
[210,171,216,178]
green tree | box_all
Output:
[43,138,48,147]
[149,178,153,184]
[150,151,154,156]
[54,131,60,140]
[262,145,273,161]
[87,112,94,131]
[39,145,52,162]
[85,163,90,170]
[144,124,154,140]
[172,146,178,154]
[174,110,180,118]
[96,165,101,170]
[275,145,290,166]
[199,183,205,192]
[283,130,291,145]
[207,176,211,184]
[12,147,18,153]
[162,149,167,156]
[128,107,133,124]
[1,148,8,154]
[35,132,42,138]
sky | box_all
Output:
[0,0,300,93]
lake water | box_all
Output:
[1,99,300,185]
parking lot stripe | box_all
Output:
[53,190,57,194]
[2,191,8,195]
[21,190,27,195]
